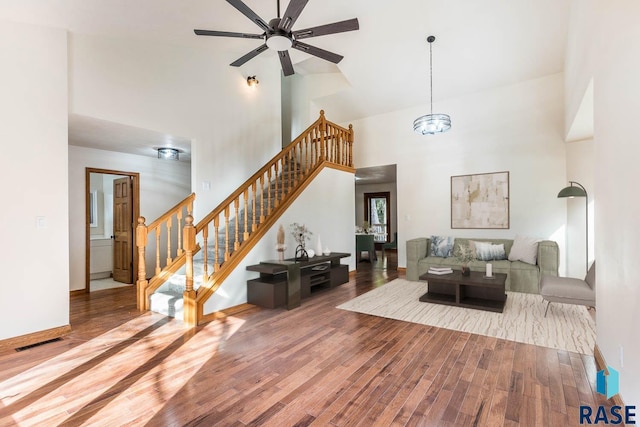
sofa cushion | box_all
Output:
[508,235,540,265]
[475,242,507,261]
[430,235,455,258]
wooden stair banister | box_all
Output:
[136,192,195,310]
[139,111,354,325]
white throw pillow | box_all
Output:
[508,235,541,265]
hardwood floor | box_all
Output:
[0,253,611,426]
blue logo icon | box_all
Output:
[597,366,619,399]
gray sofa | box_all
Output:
[406,237,559,294]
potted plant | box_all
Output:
[290,223,312,261]
[457,243,474,276]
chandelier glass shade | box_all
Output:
[413,36,451,135]
[413,113,452,135]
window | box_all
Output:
[364,192,390,243]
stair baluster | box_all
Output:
[140,111,355,325]
[202,224,209,282]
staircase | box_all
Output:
[149,159,296,318]
[136,111,354,325]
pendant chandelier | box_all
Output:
[413,36,451,135]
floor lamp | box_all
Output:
[558,181,588,275]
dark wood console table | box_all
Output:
[418,270,507,313]
[246,252,350,310]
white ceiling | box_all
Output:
[1,0,572,158]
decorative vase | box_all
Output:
[295,244,308,261]
[316,236,323,256]
[461,265,471,276]
[277,249,285,262]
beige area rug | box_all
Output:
[337,279,596,355]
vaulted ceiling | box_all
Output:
[1,0,572,156]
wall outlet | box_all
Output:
[620,345,624,368]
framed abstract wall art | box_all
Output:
[451,171,509,229]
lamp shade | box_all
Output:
[557,185,587,198]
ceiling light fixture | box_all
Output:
[413,36,451,135]
[247,75,259,88]
[157,147,180,160]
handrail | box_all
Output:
[195,111,352,233]
[137,110,354,324]
[148,193,195,232]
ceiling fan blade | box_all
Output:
[278,50,295,76]
[278,0,309,31]
[292,18,359,40]
[292,41,343,64]
[194,29,264,39]
[226,0,271,32]
[230,44,269,67]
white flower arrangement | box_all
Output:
[290,222,312,246]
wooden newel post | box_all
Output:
[348,124,354,168]
[136,217,148,310]
[183,215,197,326]
[319,110,327,160]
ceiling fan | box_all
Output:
[194,0,359,76]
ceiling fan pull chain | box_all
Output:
[277,0,280,18]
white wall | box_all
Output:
[204,166,355,313]
[348,74,568,271]
[566,0,640,405]
[0,21,69,340]
[68,33,282,220]
[69,146,191,291]
[287,72,351,139]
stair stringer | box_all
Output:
[194,161,354,324]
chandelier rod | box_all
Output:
[427,36,437,116]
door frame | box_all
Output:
[85,168,140,293]
[364,191,391,246]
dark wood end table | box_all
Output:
[418,270,508,313]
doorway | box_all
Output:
[85,168,140,292]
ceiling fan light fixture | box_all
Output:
[266,34,293,50]
[414,35,452,136]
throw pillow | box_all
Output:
[430,235,455,258]
[475,241,507,261]
[508,235,541,265]
[453,241,477,261]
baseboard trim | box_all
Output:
[594,344,626,408]
[70,289,85,296]
[199,303,256,324]
[397,267,407,274]
[0,325,71,353]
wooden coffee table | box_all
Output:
[418,270,507,313]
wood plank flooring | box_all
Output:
[0,254,612,426]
